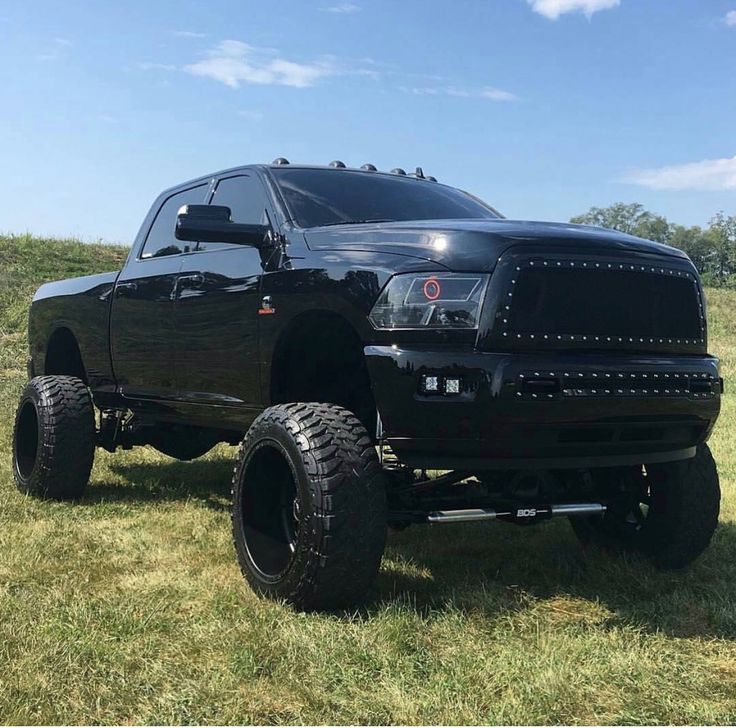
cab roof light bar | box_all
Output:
[269,158,437,181]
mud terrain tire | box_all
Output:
[12,376,95,500]
[231,402,387,610]
[571,444,719,569]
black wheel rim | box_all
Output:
[241,441,301,580]
[15,400,39,479]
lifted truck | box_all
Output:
[13,159,722,609]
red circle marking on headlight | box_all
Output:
[423,278,441,300]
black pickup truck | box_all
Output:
[13,160,722,609]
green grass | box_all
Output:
[2,233,736,724]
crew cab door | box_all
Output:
[170,173,270,424]
[110,183,207,400]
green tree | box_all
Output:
[570,202,672,243]
[708,212,736,283]
[668,225,717,276]
[635,215,673,245]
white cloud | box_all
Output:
[138,62,177,71]
[408,85,519,101]
[37,37,73,62]
[322,3,360,13]
[478,87,519,101]
[172,30,207,38]
[237,109,263,121]
[623,156,736,191]
[527,0,620,20]
[725,10,736,26]
[184,40,334,88]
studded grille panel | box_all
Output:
[515,369,718,401]
[499,258,705,349]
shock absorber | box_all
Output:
[427,502,606,524]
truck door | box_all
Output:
[110,183,208,401]
[170,173,269,424]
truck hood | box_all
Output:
[303,219,687,272]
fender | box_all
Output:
[29,271,120,392]
[258,245,444,405]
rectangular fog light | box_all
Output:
[421,375,439,393]
[444,377,461,395]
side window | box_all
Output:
[141,185,207,259]
[199,174,269,251]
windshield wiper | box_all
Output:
[319,218,395,227]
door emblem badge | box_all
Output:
[258,295,276,315]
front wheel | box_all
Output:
[231,403,387,610]
[571,444,720,569]
[12,376,96,500]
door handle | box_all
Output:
[180,273,205,286]
[116,282,138,297]
[172,273,205,300]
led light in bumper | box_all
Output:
[420,374,463,396]
[444,377,461,394]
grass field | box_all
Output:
[1,233,736,725]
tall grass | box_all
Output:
[1,235,735,724]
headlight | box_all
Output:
[369,272,488,329]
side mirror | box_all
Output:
[175,204,270,247]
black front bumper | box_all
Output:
[365,345,721,470]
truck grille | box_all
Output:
[490,256,705,352]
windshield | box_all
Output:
[271,168,500,228]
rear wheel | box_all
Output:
[571,444,719,569]
[231,402,387,610]
[12,375,95,500]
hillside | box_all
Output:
[0,234,129,373]
[1,235,736,724]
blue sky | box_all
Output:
[0,0,734,243]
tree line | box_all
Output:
[570,203,736,286]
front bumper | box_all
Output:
[365,345,721,470]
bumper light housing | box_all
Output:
[420,374,463,396]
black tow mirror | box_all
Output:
[175,204,270,247]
